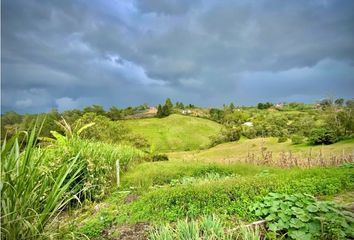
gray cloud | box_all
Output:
[1,0,354,113]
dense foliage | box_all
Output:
[207,98,354,146]
[1,122,147,239]
[251,192,354,239]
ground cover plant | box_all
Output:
[251,193,354,239]
[125,163,354,223]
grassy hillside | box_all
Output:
[122,114,223,152]
[169,137,354,165]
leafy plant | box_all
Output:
[1,126,83,239]
[149,215,232,240]
[40,117,95,145]
[45,138,145,201]
[250,192,354,240]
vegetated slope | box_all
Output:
[169,137,354,164]
[122,114,223,152]
[58,161,354,239]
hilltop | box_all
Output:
[122,114,223,152]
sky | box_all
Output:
[2,0,354,113]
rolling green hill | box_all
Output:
[122,114,223,152]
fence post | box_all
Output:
[116,160,120,188]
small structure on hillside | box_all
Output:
[243,121,253,127]
[275,103,284,109]
[148,107,157,114]
[182,109,192,114]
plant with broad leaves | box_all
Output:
[250,193,354,240]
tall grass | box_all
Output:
[149,215,260,240]
[1,126,83,239]
[45,138,146,201]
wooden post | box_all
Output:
[116,160,120,188]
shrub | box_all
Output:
[242,127,257,139]
[210,127,241,147]
[291,135,304,144]
[46,138,146,201]
[250,192,354,240]
[152,154,169,162]
[278,136,288,143]
[308,128,338,145]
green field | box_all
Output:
[122,114,223,152]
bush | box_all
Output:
[46,138,146,201]
[250,193,354,240]
[308,128,338,145]
[291,135,304,144]
[152,154,169,162]
[278,136,288,143]
[242,127,257,139]
[210,127,241,147]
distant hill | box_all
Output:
[122,114,223,152]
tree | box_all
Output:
[162,105,170,116]
[175,101,185,109]
[156,104,164,118]
[83,105,105,116]
[165,98,173,110]
[156,99,173,118]
[75,113,129,144]
[257,102,273,109]
[107,106,122,120]
[308,128,337,145]
[319,99,333,109]
[334,98,344,107]
[229,102,235,111]
[209,108,224,122]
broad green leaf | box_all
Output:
[266,213,277,221]
[306,205,318,213]
[290,218,305,229]
[297,214,311,222]
[289,230,312,240]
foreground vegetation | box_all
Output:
[1,99,354,239]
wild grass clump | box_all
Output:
[149,215,232,240]
[149,215,262,240]
[1,127,83,239]
[45,138,146,201]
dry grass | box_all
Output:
[169,137,354,167]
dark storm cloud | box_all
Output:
[2,0,354,113]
